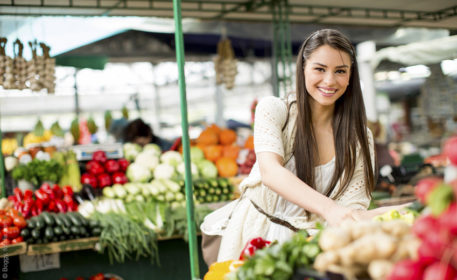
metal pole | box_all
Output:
[271,3,280,97]
[0,125,6,198]
[172,0,200,279]
[74,69,80,116]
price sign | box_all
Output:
[19,253,60,272]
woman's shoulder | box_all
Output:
[257,95,289,115]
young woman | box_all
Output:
[202,29,383,263]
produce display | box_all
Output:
[53,150,82,192]
[191,177,234,203]
[9,184,78,218]
[22,211,101,244]
[80,150,129,189]
[11,158,63,187]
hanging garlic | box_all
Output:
[0,38,7,87]
[2,37,14,90]
[214,38,238,90]
[13,39,27,90]
[27,40,42,92]
[40,43,55,94]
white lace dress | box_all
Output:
[201,95,374,262]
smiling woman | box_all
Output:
[201,29,378,264]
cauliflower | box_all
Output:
[126,163,152,182]
[123,143,142,161]
[135,149,160,171]
[160,151,183,167]
[177,162,199,179]
[153,163,176,179]
[143,143,162,156]
[197,160,218,178]
[190,146,205,162]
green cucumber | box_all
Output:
[44,227,54,239]
[53,226,63,236]
[41,212,55,226]
[59,213,72,228]
[52,213,64,227]
[31,228,41,240]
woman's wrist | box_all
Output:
[317,197,337,219]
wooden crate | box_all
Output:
[27,237,99,256]
[0,242,27,257]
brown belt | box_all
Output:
[250,199,299,232]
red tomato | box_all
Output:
[13,216,26,229]
[11,236,23,244]
[0,239,11,246]
[2,227,20,239]
[0,215,13,228]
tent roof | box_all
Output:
[1,0,456,30]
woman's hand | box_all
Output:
[322,203,358,226]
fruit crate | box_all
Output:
[0,242,27,257]
[27,237,99,256]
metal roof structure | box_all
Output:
[1,0,456,30]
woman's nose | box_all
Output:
[323,72,336,85]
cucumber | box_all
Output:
[59,235,67,241]
[91,227,101,236]
[88,219,100,228]
[61,226,71,236]
[73,212,88,227]
[53,226,63,236]
[41,212,55,226]
[67,213,82,227]
[27,218,37,229]
[70,226,80,235]
[31,228,41,240]
[44,227,54,239]
[59,213,72,228]
[79,227,88,237]
[20,228,30,240]
[52,213,64,227]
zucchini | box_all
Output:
[91,227,101,236]
[73,212,88,227]
[41,212,55,226]
[44,227,54,239]
[79,227,88,237]
[27,218,37,229]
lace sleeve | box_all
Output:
[336,128,375,210]
[253,96,288,159]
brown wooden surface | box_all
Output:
[0,242,27,257]
[27,237,99,256]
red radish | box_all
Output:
[444,136,457,166]
[86,160,105,175]
[413,215,439,239]
[92,150,107,163]
[388,259,424,280]
[440,203,457,235]
[97,173,112,188]
[415,177,442,203]
[104,159,120,173]
[81,173,98,188]
[423,262,456,280]
[112,172,128,185]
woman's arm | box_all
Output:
[257,151,356,226]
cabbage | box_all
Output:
[190,147,205,162]
[126,163,152,183]
[197,160,218,178]
[143,143,162,156]
[123,143,142,161]
[160,151,183,167]
[135,150,160,171]
[153,163,176,179]
[177,162,199,179]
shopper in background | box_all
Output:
[202,29,409,263]
[123,118,172,151]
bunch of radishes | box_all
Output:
[80,151,129,189]
[388,136,457,280]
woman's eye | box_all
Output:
[314,67,325,72]
[336,69,347,74]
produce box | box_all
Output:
[0,242,27,257]
[27,237,99,256]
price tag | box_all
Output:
[19,253,60,272]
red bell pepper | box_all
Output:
[104,159,120,173]
[47,200,57,212]
[92,150,107,163]
[97,173,112,188]
[117,158,130,172]
[40,182,53,194]
[23,189,33,200]
[55,200,67,213]
[86,160,105,175]
[52,184,63,200]
[35,189,50,205]
[239,237,271,260]
[13,188,23,202]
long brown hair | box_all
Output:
[293,29,375,199]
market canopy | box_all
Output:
[1,0,456,31]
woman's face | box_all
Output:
[303,44,351,108]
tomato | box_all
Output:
[2,227,20,239]
[0,215,13,228]
[90,273,105,280]
[0,239,11,246]
[12,216,26,229]
[11,236,23,244]
[6,208,20,218]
